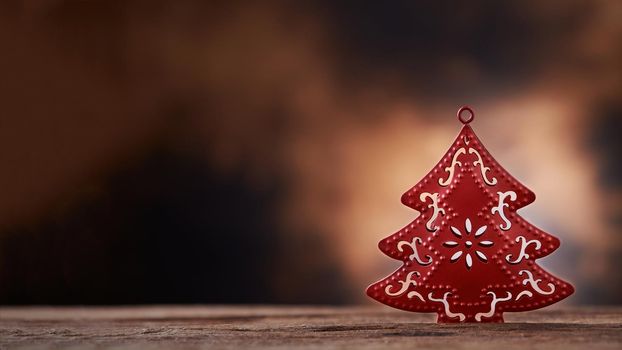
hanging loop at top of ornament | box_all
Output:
[457,106,474,124]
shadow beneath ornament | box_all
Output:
[381,330,455,337]
[429,322,621,334]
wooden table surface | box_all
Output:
[1,306,620,349]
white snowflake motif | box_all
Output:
[443,218,493,269]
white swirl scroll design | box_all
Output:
[438,148,466,186]
[420,192,445,232]
[385,271,425,301]
[491,191,517,230]
[519,270,555,295]
[469,147,497,186]
[505,236,542,264]
[428,292,465,321]
[475,291,512,321]
[515,290,533,301]
[397,237,432,266]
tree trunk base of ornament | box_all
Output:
[437,313,504,323]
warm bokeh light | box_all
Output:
[0,0,620,305]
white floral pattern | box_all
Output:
[444,218,493,269]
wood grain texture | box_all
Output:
[1,306,620,349]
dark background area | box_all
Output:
[0,0,620,305]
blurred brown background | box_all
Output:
[0,0,620,305]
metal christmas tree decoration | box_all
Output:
[366,106,574,323]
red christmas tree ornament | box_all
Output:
[366,106,574,323]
